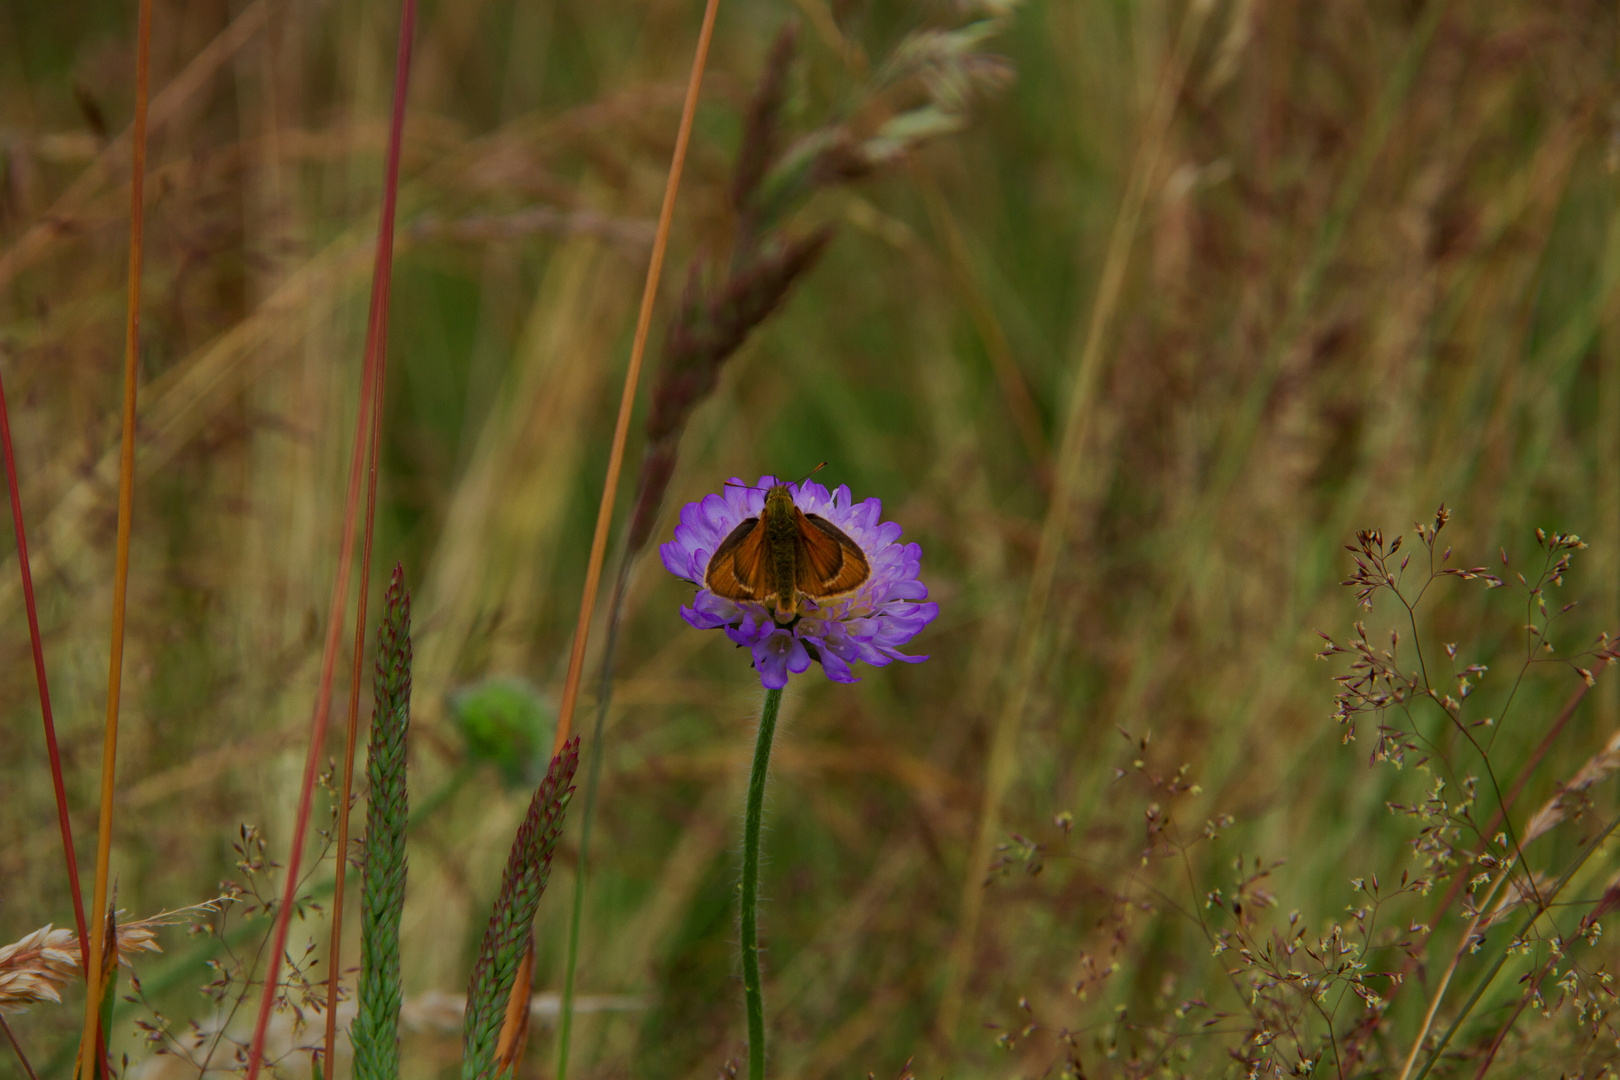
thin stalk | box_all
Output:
[323,1,415,1064]
[1381,670,1602,1023]
[552,3,719,1071]
[1469,993,1531,1080]
[937,0,1211,1041]
[245,2,417,1075]
[1410,799,1620,1080]
[555,560,630,1078]
[1,1015,40,1080]
[549,0,720,757]
[79,0,152,1073]
[0,366,88,966]
[742,687,784,1080]
[1395,868,1511,1080]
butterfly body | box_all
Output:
[705,485,871,622]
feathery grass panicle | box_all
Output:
[0,906,208,1014]
[730,24,797,249]
[463,738,580,1080]
[0,927,82,1014]
[626,23,813,559]
[350,566,413,1080]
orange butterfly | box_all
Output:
[705,483,871,623]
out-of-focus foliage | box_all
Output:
[450,677,554,789]
[4,0,1620,1076]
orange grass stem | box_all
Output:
[550,0,721,756]
[321,1,414,1064]
[0,369,89,967]
[246,3,416,1076]
[78,0,152,1073]
[551,6,718,1074]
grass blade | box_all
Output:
[936,0,1214,1042]
[0,363,88,966]
[325,0,418,1064]
[551,2,719,1069]
[245,2,418,1075]
[548,0,721,757]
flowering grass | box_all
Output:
[5,1,1620,1078]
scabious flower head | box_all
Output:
[660,476,938,689]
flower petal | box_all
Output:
[665,477,935,687]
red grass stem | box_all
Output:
[245,2,416,1076]
[323,132,399,1080]
[0,368,89,967]
[77,0,152,1073]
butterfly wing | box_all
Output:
[795,511,870,598]
[705,517,770,601]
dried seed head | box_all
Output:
[0,905,202,1013]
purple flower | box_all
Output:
[660,477,938,688]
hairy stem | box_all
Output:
[742,687,783,1080]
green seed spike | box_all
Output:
[351,567,412,1080]
[462,739,580,1080]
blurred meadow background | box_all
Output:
[6,0,1620,1076]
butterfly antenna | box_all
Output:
[722,463,826,494]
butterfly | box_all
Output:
[705,483,871,623]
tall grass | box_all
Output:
[3,0,1620,1077]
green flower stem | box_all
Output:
[742,686,783,1080]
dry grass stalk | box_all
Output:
[246,0,418,1072]
[547,10,724,1062]
[1522,721,1620,845]
[80,0,154,1071]
[324,7,420,1062]
[548,0,722,755]
[939,0,1215,1040]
